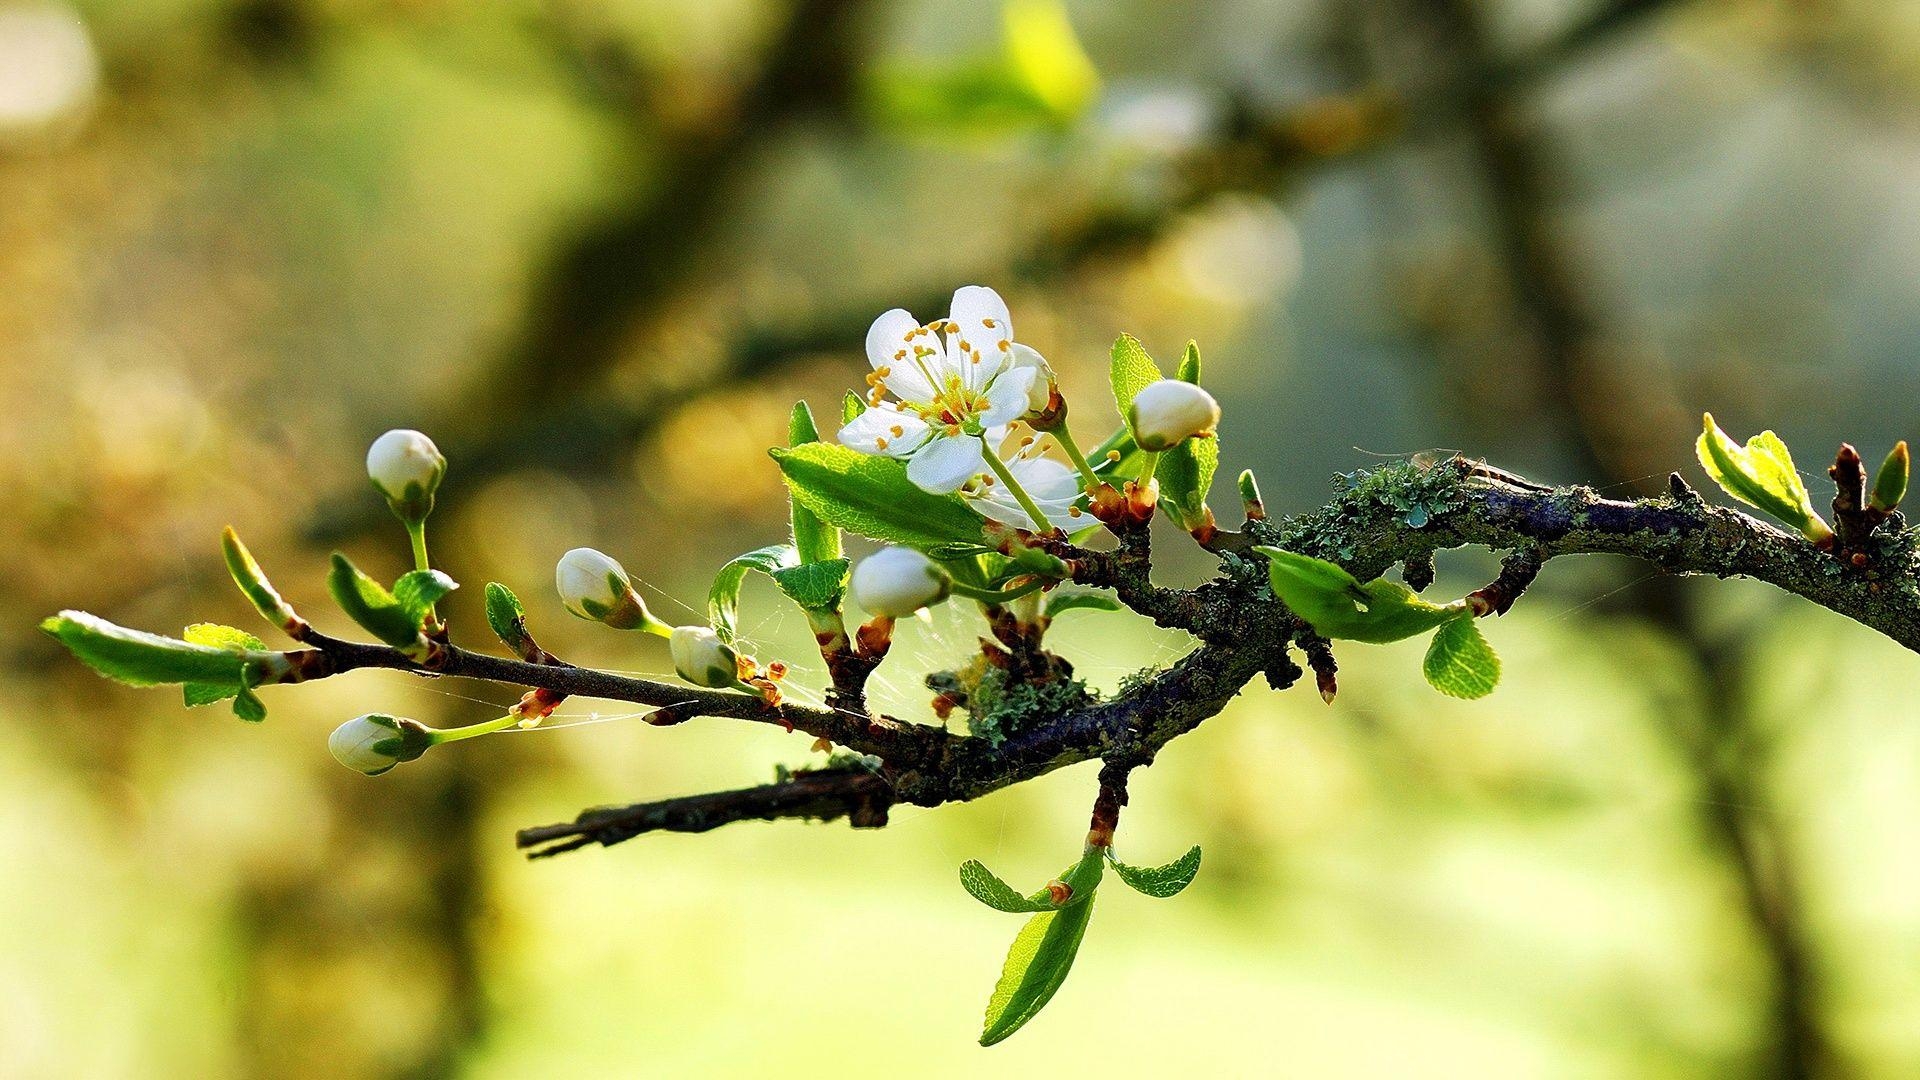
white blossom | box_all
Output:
[962,435,1082,531]
[840,286,1042,493]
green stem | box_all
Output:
[982,445,1057,533]
[950,578,1049,605]
[407,520,440,625]
[1054,426,1102,491]
[1136,451,1161,486]
[427,712,524,745]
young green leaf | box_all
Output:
[960,860,1055,913]
[221,527,298,630]
[708,544,799,644]
[181,623,267,709]
[1695,414,1832,543]
[842,391,867,423]
[393,569,457,626]
[1155,341,1217,529]
[231,687,268,723]
[771,559,851,613]
[1423,615,1501,699]
[1105,845,1202,898]
[1872,441,1909,513]
[326,554,424,649]
[1041,590,1123,618]
[1109,333,1162,426]
[42,611,257,688]
[788,401,844,566]
[1255,547,1459,643]
[484,582,529,655]
[979,849,1104,1046]
[771,443,987,549]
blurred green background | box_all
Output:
[6,0,1920,1075]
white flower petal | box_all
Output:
[866,307,939,403]
[1010,456,1080,501]
[906,433,987,493]
[948,285,1016,392]
[978,366,1038,428]
[1009,343,1053,412]
[966,456,1080,530]
[839,404,932,458]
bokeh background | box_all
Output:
[6,0,1920,1075]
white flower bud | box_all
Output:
[328,713,431,776]
[850,546,951,618]
[556,547,656,630]
[366,429,446,522]
[1127,380,1220,452]
[670,625,739,688]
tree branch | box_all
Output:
[267,456,1920,856]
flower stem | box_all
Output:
[950,577,1049,605]
[406,520,440,626]
[1136,451,1161,485]
[981,445,1057,533]
[1054,426,1102,491]
[427,712,524,745]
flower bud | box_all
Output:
[366,429,446,523]
[670,625,740,688]
[328,713,432,776]
[1127,379,1220,452]
[556,547,658,630]
[850,547,952,618]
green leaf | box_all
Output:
[43,611,257,688]
[1156,340,1217,529]
[231,687,268,723]
[979,849,1104,1046]
[221,527,297,629]
[326,554,424,649]
[959,860,1055,913]
[787,401,843,566]
[484,582,529,655]
[842,391,867,423]
[1106,845,1202,898]
[1109,333,1162,427]
[181,623,268,708]
[1176,339,1202,383]
[771,443,987,549]
[393,569,457,626]
[772,559,851,613]
[1695,414,1831,542]
[708,545,799,644]
[1872,442,1909,513]
[1255,547,1458,643]
[1423,615,1501,699]
[1042,590,1122,618]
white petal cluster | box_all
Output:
[839,286,1048,494]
